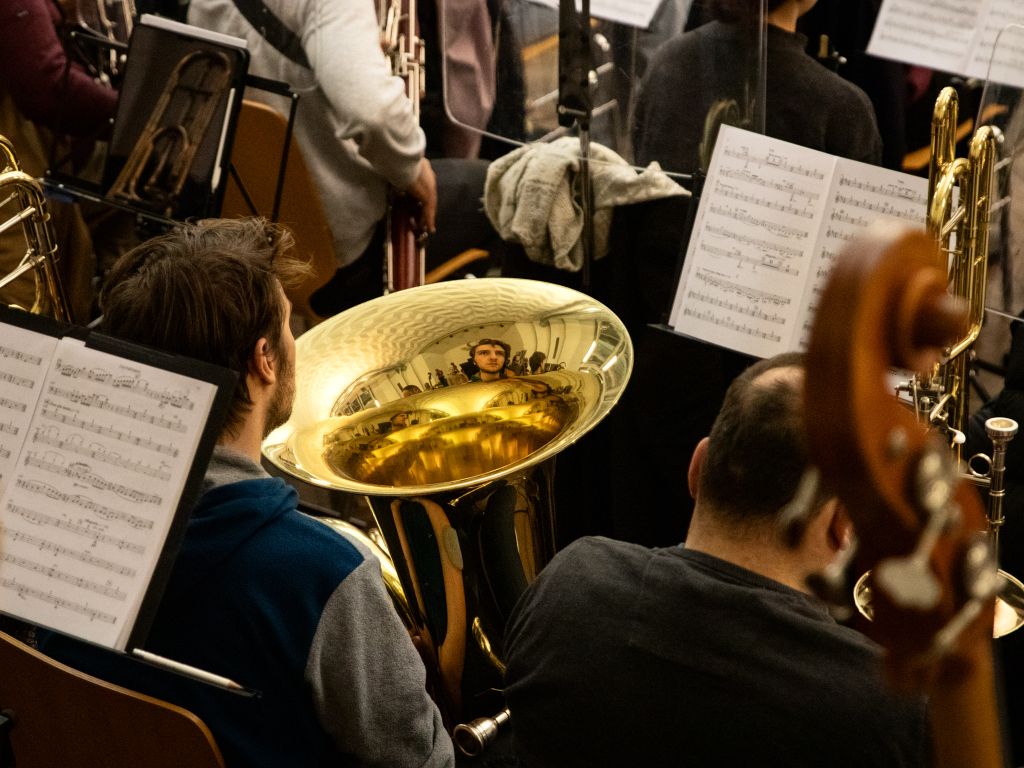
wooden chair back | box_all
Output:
[222,100,336,325]
[0,632,225,768]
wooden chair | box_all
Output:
[0,631,225,768]
[221,100,336,326]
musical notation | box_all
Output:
[4,529,136,577]
[33,428,172,481]
[0,397,27,413]
[0,575,117,624]
[24,453,163,505]
[699,243,800,276]
[830,209,871,227]
[7,502,146,554]
[0,421,18,436]
[824,227,856,242]
[722,147,826,179]
[16,478,154,530]
[681,307,783,343]
[2,552,127,600]
[0,446,8,460]
[55,362,196,410]
[704,226,803,258]
[0,371,34,390]
[838,175,926,205]
[47,385,188,433]
[718,168,820,201]
[708,205,811,240]
[833,193,924,224]
[0,345,43,366]
[39,402,180,457]
[688,291,787,325]
[694,271,792,307]
[714,182,815,219]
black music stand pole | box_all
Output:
[557,0,594,287]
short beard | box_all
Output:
[264,355,295,438]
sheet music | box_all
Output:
[0,337,218,649]
[867,0,983,74]
[669,126,835,357]
[793,160,929,349]
[527,0,662,30]
[966,5,1024,87]
[0,325,61,495]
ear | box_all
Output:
[688,437,710,501]
[249,337,277,387]
[827,502,853,553]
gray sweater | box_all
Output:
[188,0,426,267]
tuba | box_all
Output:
[76,0,136,81]
[263,278,632,748]
[851,88,1024,637]
[0,136,72,322]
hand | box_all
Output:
[405,157,437,235]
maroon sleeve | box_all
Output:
[0,0,118,137]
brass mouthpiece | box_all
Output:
[453,708,510,757]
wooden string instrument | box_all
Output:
[803,223,1004,768]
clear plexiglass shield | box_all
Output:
[439,0,767,177]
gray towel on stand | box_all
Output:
[483,136,688,272]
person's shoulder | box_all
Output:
[532,537,655,599]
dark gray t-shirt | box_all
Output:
[504,537,928,768]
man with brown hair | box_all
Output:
[468,338,512,382]
[502,353,927,768]
[41,219,454,768]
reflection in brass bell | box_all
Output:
[263,278,632,496]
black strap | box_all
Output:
[230,0,311,69]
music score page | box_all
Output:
[868,0,1024,88]
[0,333,218,650]
[669,126,928,358]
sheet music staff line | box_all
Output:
[0,421,18,436]
[699,243,800,276]
[23,453,163,505]
[722,147,826,179]
[7,502,146,554]
[0,371,35,390]
[47,385,188,433]
[1,552,127,600]
[0,397,27,413]
[682,307,783,342]
[708,205,811,240]
[714,183,815,219]
[688,291,788,325]
[55,362,196,410]
[838,175,926,204]
[833,193,924,223]
[0,575,118,624]
[717,168,821,201]
[32,428,173,481]
[704,225,803,257]
[4,528,137,577]
[693,270,792,306]
[40,402,181,457]
[16,477,155,530]
[0,346,43,365]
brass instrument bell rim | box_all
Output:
[262,278,633,496]
[853,569,1024,639]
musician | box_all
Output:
[633,0,883,175]
[502,353,928,768]
[40,219,454,768]
[0,0,121,320]
[187,0,502,315]
[468,338,511,382]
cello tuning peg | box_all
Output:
[806,535,859,620]
[779,466,821,547]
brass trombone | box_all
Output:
[0,137,72,322]
[854,87,1024,637]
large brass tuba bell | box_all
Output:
[263,278,632,733]
[0,135,72,322]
